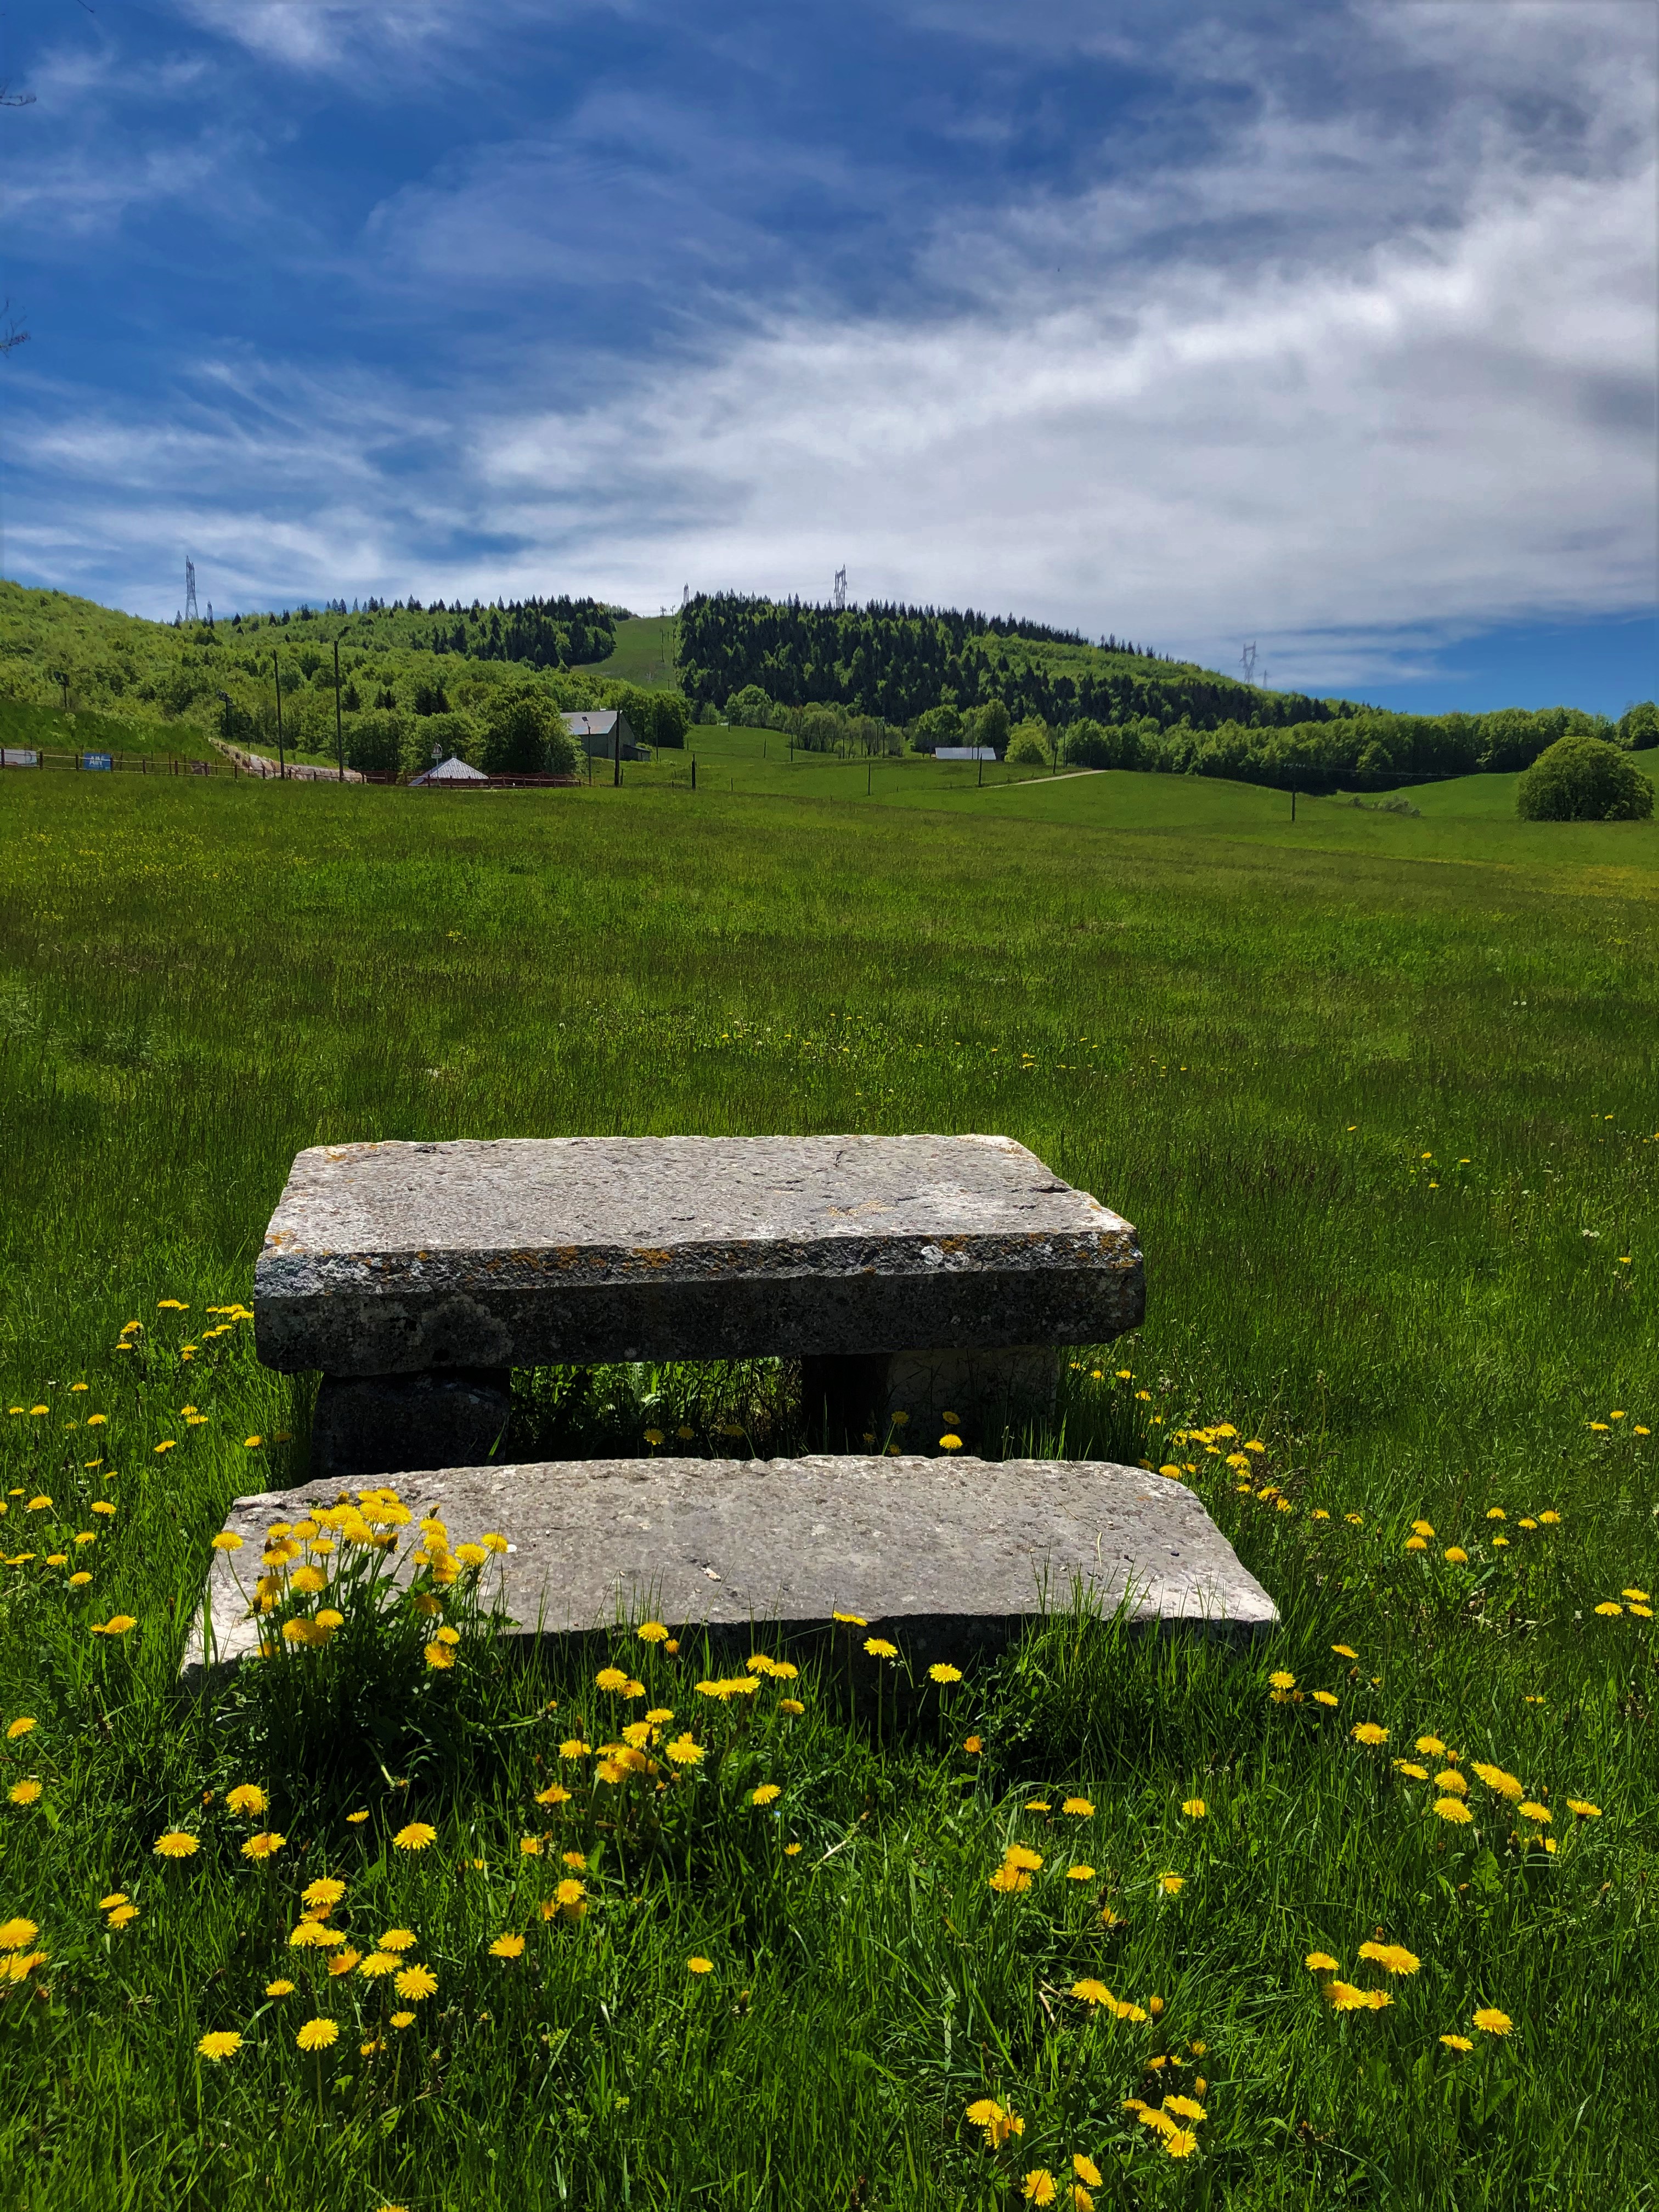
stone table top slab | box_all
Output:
[185,1455,1273,1674]
[255,1135,1143,1374]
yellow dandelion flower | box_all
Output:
[1566,1798,1602,1818]
[1440,2033,1474,2051]
[1358,1941,1420,1976]
[359,1953,400,1978]
[1305,1951,1339,1972]
[0,1918,39,1952]
[750,1784,782,1807]
[241,1831,286,1860]
[665,1733,703,1766]
[1519,1801,1550,1824]
[636,1620,669,1643]
[1073,2155,1102,2188]
[928,1663,963,1684]
[8,1781,43,1807]
[1023,2171,1057,2204]
[296,2018,338,2052]
[327,1949,363,1978]
[1472,2007,1512,2036]
[196,2031,243,2062]
[265,1979,295,1997]
[392,1822,437,1852]
[864,1637,899,1660]
[1471,1763,1524,1801]
[535,1783,572,1806]
[1159,1872,1185,1895]
[1070,1977,1112,2005]
[558,1738,590,1759]
[1269,1671,1295,1691]
[1328,1980,1370,2011]
[394,1964,437,2001]
[1163,2129,1198,2159]
[1433,1797,1473,1824]
[390,2011,415,2030]
[153,1831,200,1859]
[1435,1770,1468,1796]
[1163,2095,1206,2122]
[687,1955,714,1976]
[1312,1691,1339,1709]
[1351,1723,1388,1746]
[224,1784,266,1816]
[489,1934,526,1959]
[595,1666,630,1692]
[1061,1796,1094,1817]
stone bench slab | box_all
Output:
[254,1135,1143,1377]
[185,1455,1274,1675]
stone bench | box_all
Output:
[254,1135,1144,1481]
[185,1455,1274,1677]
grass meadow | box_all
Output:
[0,747,1655,2210]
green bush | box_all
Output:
[1516,736,1655,822]
[1004,725,1051,766]
[345,708,405,776]
[480,686,580,776]
[1620,701,1659,750]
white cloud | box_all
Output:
[461,150,1656,689]
[7,0,1654,696]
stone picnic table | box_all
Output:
[254,1133,1145,1480]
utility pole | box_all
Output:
[273,651,286,778]
[334,638,344,781]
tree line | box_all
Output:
[678,592,1325,732]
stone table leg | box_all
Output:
[310,1369,513,1483]
[800,1347,1059,1451]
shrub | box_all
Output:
[1516,736,1654,822]
[910,704,962,754]
[1619,701,1658,750]
[646,691,691,749]
[479,686,580,776]
[725,684,772,724]
[345,708,405,776]
[963,699,1010,755]
[1005,724,1051,766]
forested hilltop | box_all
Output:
[683,592,1656,788]
[679,592,1327,729]
[0,582,688,778]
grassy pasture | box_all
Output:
[0,760,1655,2209]
[572,612,683,689]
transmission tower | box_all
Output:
[680,583,691,609]
[832,565,848,612]
[1239,639,1257,685]
[184,558,200,624]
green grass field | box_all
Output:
[0,756,1654,2209]
[573,612,684,689]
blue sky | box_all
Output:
[2,0,1655,710]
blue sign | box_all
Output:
[81,752,113,771]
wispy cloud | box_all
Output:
[4,0,1654,701]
